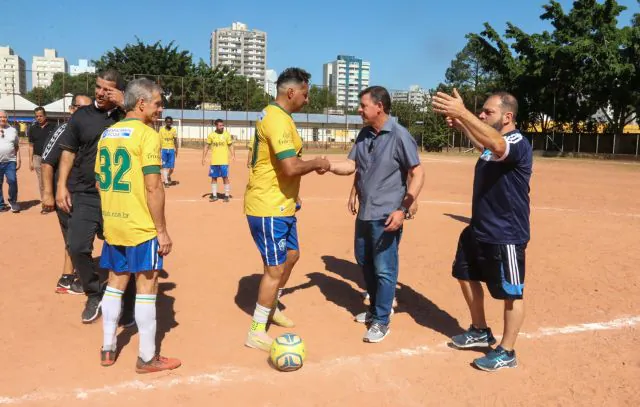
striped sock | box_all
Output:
[251,303,271,332]
[102,286,124,352]
[211,183,217,197]
[224,183,231,197]
[135,294,157,362]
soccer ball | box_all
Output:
[270,333,306,372]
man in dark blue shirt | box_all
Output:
[328,86,424,343]
[433,89,532,372]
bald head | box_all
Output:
[70,94,92,114]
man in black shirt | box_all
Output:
[29,106,55,211]
[56,70,136,324]
[42,94,92,294]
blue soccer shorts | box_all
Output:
[246,215,299,266]
[100,237,163,273]
[161,149,175,169]
[209,165,229,178]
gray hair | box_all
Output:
[0,110,7,118]
[123,78,163,112]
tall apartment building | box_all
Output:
[211,22,267,85]
[323,55,370,110]
[391,85,429,107]
[32,48,67,88]
[70,59,96,76]
[264,69,277,98]
[0,46,26,97]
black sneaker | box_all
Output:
[209,195,218,202]
[119,311,136,328]
[82,296,102,323]
[56,274,75,293]
[223,195,230,203]
[68,278,84,295]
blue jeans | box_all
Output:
[0,161,18,207]
[354,219,402,325]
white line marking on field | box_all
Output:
[0,315,638,405]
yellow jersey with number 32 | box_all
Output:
[244,103,302,217]
[206,130,233,165]
[95,118,162,246]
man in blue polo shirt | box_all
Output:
[432,89,532,372]
[327,85,424,343]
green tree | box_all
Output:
[24,72,96,106]
[94,39,194,109]
[94,38,193,79]
[444,39,497,113]
[462,0,638,138]
[301,85,337,114]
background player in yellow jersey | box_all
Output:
[202,119,235,202]
[95,78,180,373]
[244,68,330,351]
[159,116,178,187]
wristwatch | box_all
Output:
[398,206,409,215]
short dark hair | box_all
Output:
[165,116,173,122]
[358,86,391,114]
[72,94,89,106]
[97,69,125,91]
[34,106,46,115]
[491,91,518,119]
[214,119,224,125]
[276,68,311,91]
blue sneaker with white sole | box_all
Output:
[450,325,496,349]
[473,346,518,371]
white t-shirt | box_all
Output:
[0,126,19,163]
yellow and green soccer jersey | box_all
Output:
[206,130,233,165]
[95,118,162,246]
[244,103,303,217]
[159,126,177,150]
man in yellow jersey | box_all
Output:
[95,78,180,373]
[244,68,330,351]
[202,119,234,202]
[159,116,178,187]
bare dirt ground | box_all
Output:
[1,149,638,406]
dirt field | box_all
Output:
[1,149,639,406]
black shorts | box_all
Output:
[452,226,526,300]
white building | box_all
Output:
[323,55,370,110]
[211,22,267,85]
[391,85,429,107]
[32,48,68,89]
[264,69,277,97]
[70,59,96,76]
[0,47,26,97]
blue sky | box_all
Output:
[1,0,638,91]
